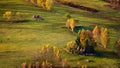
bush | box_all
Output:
[2,11,28,22]
[32,45,61,63]
[31,45,71,67]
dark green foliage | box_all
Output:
[64,13,71,20]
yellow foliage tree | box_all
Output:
[66,19,70,29]
[100,28,108,48]
[36,0,53,11]
[80,29,88,47]
[69,18,75,31]
[3,11,12,20]
[37,0,41,6]
[45,0,53,11]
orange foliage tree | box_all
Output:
[92,26,101,42]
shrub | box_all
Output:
[3,11,12,21]
[16,12,24,20]
[2,11,28,22]
[66,41,76,51]
[32,45,61,63]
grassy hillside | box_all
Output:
[0,0,120,68]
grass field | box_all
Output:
[0,0,120,68]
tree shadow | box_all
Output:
[74,26,93,33]
[94,50,119,59]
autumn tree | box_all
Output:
[36,0,53,11]
[75,29,95,54]
[100,28,109,48]
[66,19,70,29]
[92,26,101,42]
[65,13,71,29]
[37,0,43,6]
[66,18,75,31]
[69,18,75,32]
[45,0,53,11]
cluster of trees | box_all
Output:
[32,45,61,62]
[75,29,96,54]
[26,0,53,11]
[66,29,96,55]
[22,45,87,68]
[66,25,109,55]
[92,26,109,48]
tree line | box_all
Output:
[25,0,54,11]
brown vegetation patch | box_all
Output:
[104,4,120,11]
[56,0,99,13]
[0,20,30,23]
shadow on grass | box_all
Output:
[94,50,119,59]
[0,20,30,23]
[74,26,93,33]
[89,23,120,31]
